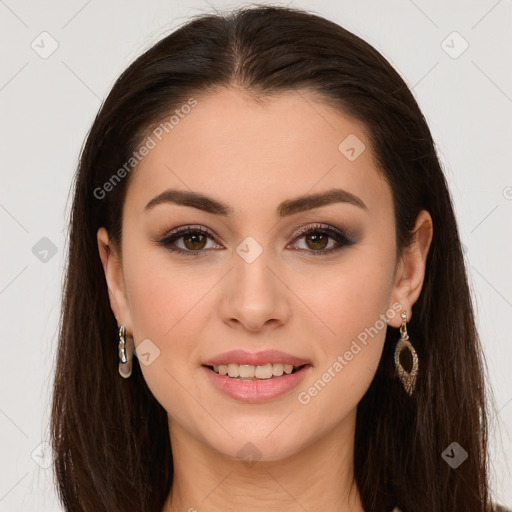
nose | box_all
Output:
[219,248,291,333]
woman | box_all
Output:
[50,4,510,512]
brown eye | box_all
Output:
[182,232,208,251]
[158,226,221,256]
[290,224,355,256]
[304,231,330,251]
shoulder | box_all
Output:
[392,507,512,512]
[391,505,512,512]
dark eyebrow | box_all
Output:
[277,188,367,216]
[144,188,367,216]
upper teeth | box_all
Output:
[213,363,300,379]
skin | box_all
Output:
[97,87,433,512]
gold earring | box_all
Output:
[118,325,134,378]
[394,312,418,396]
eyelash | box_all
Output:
[157,223,355,257]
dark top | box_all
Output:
[391,505,512,512]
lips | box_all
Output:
[203,363,312,403]
[202,349,312,367]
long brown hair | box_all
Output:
[51,4,495,511]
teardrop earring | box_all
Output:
[118,325,134,378]
[394,312,418,396]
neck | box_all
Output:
[162,409,365,512]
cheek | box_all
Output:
[121,246,222,390]
[294,297,387,428]
[296,249,394,398]
[122,258,213,425]
[304,247,394,345]
[123,241,215,340]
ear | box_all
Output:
[388,209,433,327]
[97,227,133,333]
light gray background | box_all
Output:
[1,0,511,510]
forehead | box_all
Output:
[124,87,392,221]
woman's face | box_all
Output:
[98,87,425,462]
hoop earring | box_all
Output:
[118,325,134,378]
[394,312,418,396]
